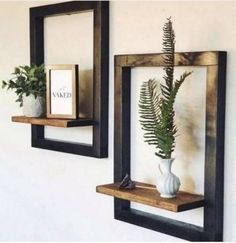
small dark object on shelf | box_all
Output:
[119,174,136,190]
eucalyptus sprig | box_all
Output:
[2,64,46,107]
[139,17,192,159]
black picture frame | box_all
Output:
[30,1,109,158]
[114,51,226,241]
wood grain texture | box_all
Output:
[12,116,93,127]
[97,182,204,212]
[115,51,219,67]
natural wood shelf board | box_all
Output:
[96,182,204,212]
[12,116,94,128]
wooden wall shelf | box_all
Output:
[96,182,204,213]
[106,51,227,241]
[28,1,109,157]
[12,116,94,128]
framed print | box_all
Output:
[46,64,79,119]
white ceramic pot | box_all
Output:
[156,158,180,198]
[23,94,45,117]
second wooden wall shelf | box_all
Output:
[96,182,204,212]
[96,51,226,241]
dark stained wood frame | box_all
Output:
[114,51,226,241]
[30,1,109,158]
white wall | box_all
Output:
[0,1,235,241]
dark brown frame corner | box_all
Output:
[30,1,109,158]
[114,51,226,241]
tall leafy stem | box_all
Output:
[139,17,192,159]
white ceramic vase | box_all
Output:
[156,158,181,198]
[23,94,45,117]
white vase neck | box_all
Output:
[159,158,175,174]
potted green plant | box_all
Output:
[2,64,46,117]
[139,18,192,198]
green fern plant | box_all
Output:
[139,17,192,159]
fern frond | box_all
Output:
[162,17,175,94]
[138,17,192,159]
